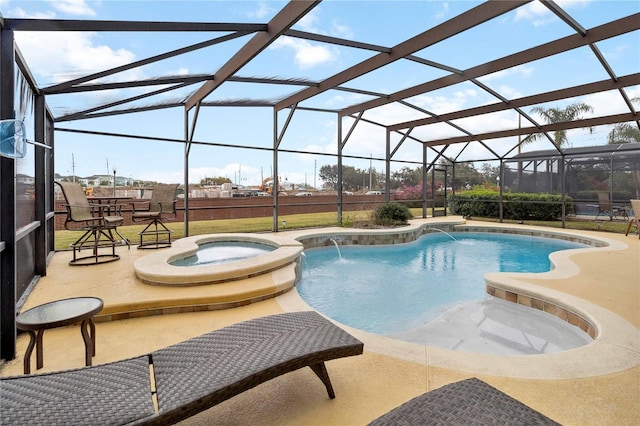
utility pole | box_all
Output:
[112,166,117,196]
[314,160,317,189]
[369,154,373,189]
[71,153,76,183]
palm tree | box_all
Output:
[608,97,640,197]
[608,122,640,144]
[608,97,640,145]
[526,102,594,148]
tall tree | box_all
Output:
[319,164,374,191]
[608,97,640,197]
[527,102,594,147]
[608,123,640,145]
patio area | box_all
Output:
[1,219,638,425]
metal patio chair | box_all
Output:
[131,183,178,249]
[595,192,628,221]
[56,181,129,265]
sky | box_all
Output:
[1,0,639,188]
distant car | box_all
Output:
[365,190,382,195]
[295,192,313,196]
[255,191,271,196]
[343,191,353,195]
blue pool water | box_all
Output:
[170,241,274,266]
[298,232,589,336]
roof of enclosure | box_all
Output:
[509,141,640,162]
[2,0,639,166]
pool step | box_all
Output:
[95,262,298,322]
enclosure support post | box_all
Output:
[337,117,343,225]
[431,165,436,215]
[272,108,279,231]
[561,155,567,228]
[34,94,47,276]
[183,105,198,237]
[498,160,504,222]
[0,27,17,361]
[451,162,456,216]
[385,129,391,203]
[609,152,614,221]
[422,144,427,218]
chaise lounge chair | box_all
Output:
[595,192,628,221]
[625,199,640,238]
[0,311,363,425]
[368,377,559,425]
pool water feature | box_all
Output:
[170,241,275,267]
[298,232,592,354]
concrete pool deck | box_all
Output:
[1,218,638,425]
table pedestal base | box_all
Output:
[23,318,97,374]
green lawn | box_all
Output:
[54,208,633,251]
[55,210,373,250]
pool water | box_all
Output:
[299,232,589,337]
[170,241,275,267]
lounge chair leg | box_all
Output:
[309,362,335,399]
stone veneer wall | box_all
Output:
[297,223,599,339]
[298,224,458,250]
[486,285,597,339]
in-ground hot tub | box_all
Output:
[134,233,304,286]
[169,241,276,267]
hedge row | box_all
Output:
[450,190,573,220]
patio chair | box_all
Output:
[596,192,628,221]
[56,181,129,265]
[131,183,178,249]
[368,377,559,425]
[625,199,640,238]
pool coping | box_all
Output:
[277,219,639,380]
[134,233,304,286]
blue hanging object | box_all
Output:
[0,119,27,159]
[0,119,50,158]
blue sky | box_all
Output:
[2,0,639,187]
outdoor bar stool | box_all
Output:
[131,183,178,249]
[56,181,129,265]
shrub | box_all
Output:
[372,202,413,226]
[451,190,573,220]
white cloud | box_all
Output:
[271,37,336,69]
[5,6,55,19]
[514,1,553,25]
[247,1,273,19]
[15,31,137,85]
[514,0,593,26]
[583,86,640,116]
[435,2,449,21]
[46,0,96,16]
[331,19,353,39]
[296,9,320,32]
[480,64,534,82]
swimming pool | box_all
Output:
[298,232,591,347]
